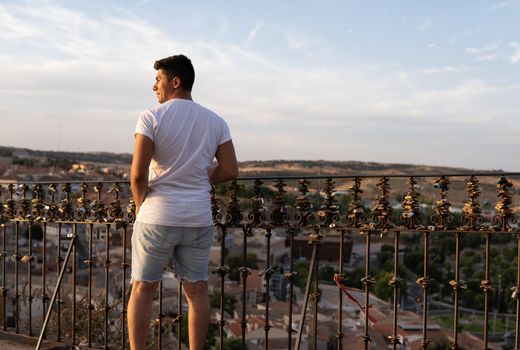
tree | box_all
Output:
[318,265,337,283]
[210,292,237,316]
[377,244,394,272]
[216,337,247,350]
[372,271,408,301]
[343,267,364,289]
[293,261,309,290]
[226,254,259,282]
[403,250,423,276]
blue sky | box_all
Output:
[1,0,519,170]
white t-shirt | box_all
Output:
[134,98,231,227]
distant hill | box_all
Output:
[0,145,132,165]
[0,145,504,176]
[238,159,503,177]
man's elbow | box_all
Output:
[130,172,148,184]
[222,165,239,182]
[230,166,239,180]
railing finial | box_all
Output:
[493,176,516,231]
[317,177,339,228]
[346,177,365,228]
[460,175,483,231]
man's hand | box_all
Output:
[131,134,154,212]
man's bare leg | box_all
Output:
[128,280,160,350]
[183,280,210,350]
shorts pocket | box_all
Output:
[137,224,168,250]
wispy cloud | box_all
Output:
[244,22,262,44]
[188,12,229,34]
[465,43,499,61]
[510,42,520,63]
[465,44,498,54]
[450,28,483,46]
[476,53,499,61]
[0,4,36,39]
[421,66,462,74]
[283,29,310,49]
[419,17,433,32]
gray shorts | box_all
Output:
[131,221,214,283]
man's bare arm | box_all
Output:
[208,140,239,184]
[130,134,154,214]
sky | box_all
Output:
[1,0,519,171]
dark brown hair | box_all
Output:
[154,54,195,91]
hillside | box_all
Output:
[237,159,496,177]
[0,145,517,207]
[0,145,132,165]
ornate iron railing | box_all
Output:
[0,172,518,349]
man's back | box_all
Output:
[129,53,238,350]
[135,98,231,227]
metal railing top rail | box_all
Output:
[1,170,520,185]
[236,171,520,180]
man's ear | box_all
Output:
[172,76,181,89]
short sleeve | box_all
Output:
[134,110,156,141]
[218,118,232,145]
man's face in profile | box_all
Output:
[153,69,175,103]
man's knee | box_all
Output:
[131,280,160,297]
[182,280,208,299]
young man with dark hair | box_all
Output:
[128,54,238,350]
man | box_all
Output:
[128,54,238,350]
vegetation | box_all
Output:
[210,292,237,316]
[226,254,259,282]
[0,145,132,165]
[216,337,247,350]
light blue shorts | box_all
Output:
[131,221,214,283]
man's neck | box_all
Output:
[169,90,192,101]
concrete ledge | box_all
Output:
[0,331,70,349]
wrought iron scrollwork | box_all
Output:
[493,176,516,232]
[400,177,423,229]
[3,184,16,222]
[16,184,31,221]
[431,176,453,230]
[31,184,46,222]
[0,186,5,226]
[295,179,313,227]
[59,183,74,221]
[108,183,126,228]
[91,183,107,223]
[317,178,339,228]
[77,183,91,222]
[248,179,266,227]
[224,180,242,226]
[370,177,392,234]
[346,177,365,228]
[127,197,136,223]
[210,185,222,225]
[460,176,483,230]
[270,178,289,227]
[46,184,60,222]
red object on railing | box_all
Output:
[333,274,378,324]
